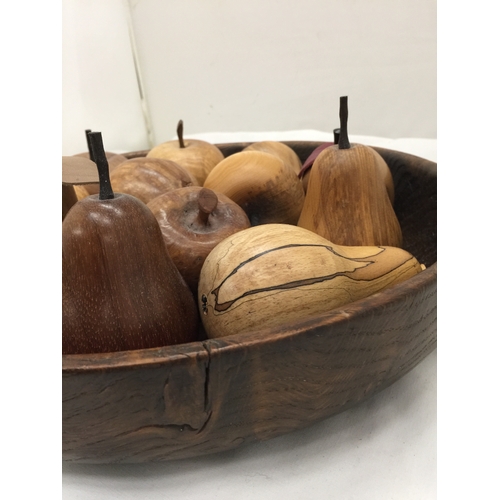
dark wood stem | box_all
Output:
[88,132,114,200]
[197,188,218,225]
[338,96,351,150]
[177,120,185,148]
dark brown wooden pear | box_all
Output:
[62,132,199,355]
[297,96,402,247]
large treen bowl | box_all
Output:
[62,142,437,463]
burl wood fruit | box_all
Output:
[199,223,422,339]
[109,156,196,205]
[146,120,224,186]
[62,132,199,355]
[297,96,401,246]
[147,186,251,294]
[203,150,305,226]
[243,140,303,175]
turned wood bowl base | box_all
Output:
[62,142,437,463]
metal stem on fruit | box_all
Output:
[338,96,351,150]
[88,132,114,200]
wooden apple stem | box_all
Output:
[87,132,114,200]
[197,188,218,225]
[85,129,95,161]
[338,96,351,150]
[177,120,185,148]
[333,128,340,145]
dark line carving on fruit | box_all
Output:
[210,244,386,312]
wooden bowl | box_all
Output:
[62,142,437,463]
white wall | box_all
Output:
[62,0,149,155]
[62,0,436,155]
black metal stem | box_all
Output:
[87,132,114,200]
[338,96,351,150]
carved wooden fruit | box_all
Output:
[146,120,224,185]
[298,129,394,202]
[203,150,305,226]
[297,97,401,246]
[198,224,422,339]
[63,132,199,354]
[109,157,196,205]
[147,186,251,294]
[62,143,437,464]
[243,140,303,174]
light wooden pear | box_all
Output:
[297,96,401,247]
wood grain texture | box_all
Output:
[62,193,200,354]
[62,143,437,463]
[147,186,251,294]
[203,150,305,226]
[62,184,78,221]
[146,139,225,186]
[297,144,402,247]
[198,224,422,339]
[243,140,303,174]
[109,157,196,205]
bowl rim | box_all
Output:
[63,144,437,374]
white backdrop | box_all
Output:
[62,0,436,155]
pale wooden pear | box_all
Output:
[297,96,401,246]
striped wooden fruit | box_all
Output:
[198,223,422,339]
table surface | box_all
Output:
[62,131,437,500]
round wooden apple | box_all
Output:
[146,120,224,185]
[243,140,302,175]
[203,150,305,226]
[147,186,251,294]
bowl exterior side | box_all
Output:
[63,265,436,463]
